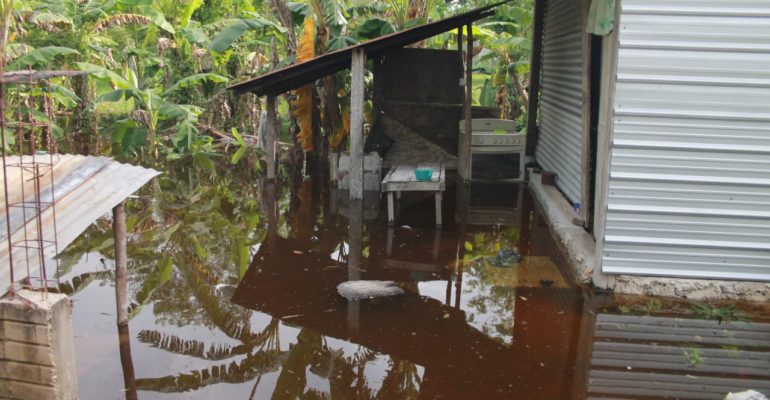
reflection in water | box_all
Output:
[117,323,138,400]
[56,161,770,399]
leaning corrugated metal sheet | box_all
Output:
[0,155,160,293]
[535,0,585,204]
[601,0,770,280]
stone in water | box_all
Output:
[337,280,404,301]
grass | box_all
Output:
[691,303,744,323]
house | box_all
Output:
[528,0,770,299]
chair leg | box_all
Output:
[388,191,395,226]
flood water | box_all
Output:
[55,161,770,399]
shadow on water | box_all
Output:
[56,161,770,399]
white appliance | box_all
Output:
[459,119,526,182]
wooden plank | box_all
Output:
[595,330,770,348]
[580,0,592,227]
[457,26,466,180]
[595,320,770,341]
[591,0,622,289]
[460,23,473,180]
[594,341,770,362]
[525,0,546,156]
[589,369,770,393]
[265,95,277,180]
[591,354,770,377]
[349,48,366,200]
[113,202,128,326]
[597,313,770,333]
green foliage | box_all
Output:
[691,303,744,323]
[208,15,285,52]
[682,346,703,367]
[8,46,79,69]
[353,18,395,40]
[7,0,534,163]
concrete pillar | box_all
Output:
[0,290,78,400]
[349,48,366,200]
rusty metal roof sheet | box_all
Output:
[1,154,160,293]
[228,1,510,96]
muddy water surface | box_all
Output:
[57,163,770,399]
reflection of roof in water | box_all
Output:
[231,236,534,398]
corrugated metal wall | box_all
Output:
[535,0,585,204]
[601,0,770,280]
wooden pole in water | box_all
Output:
[462,24,473,181]
[526,0,546,156]
[349,48,366,200]
[266,95,277,180]
[113,201,128,326]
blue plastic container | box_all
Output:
[415,167,433,181]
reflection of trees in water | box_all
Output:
[60,160,424,397]
[461,227,520,345]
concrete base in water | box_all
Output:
[528,171,770,301]
[0,290,78,399]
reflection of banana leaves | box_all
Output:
[377,358,421,400]
[137,330,250,361]
[55,270,113,296]
[127,256,174,318]
[135,349,288,392]
[176,254,254,342]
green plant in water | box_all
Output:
[682,346,703,367]
[641,299,661,315]
[691,303,743,323]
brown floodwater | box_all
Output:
[55,163,770,399]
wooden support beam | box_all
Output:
[349,48,366,200]
[265,95,277,180]
[113,201,128,326]
[460,24,473,181]
[526,0,546,156]
[580,0,593,228]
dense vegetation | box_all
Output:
[0,0,533,165]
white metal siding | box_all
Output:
[601,0,770,280]
[535,0,585,204]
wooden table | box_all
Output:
[381,164,446,228]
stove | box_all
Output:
[459,119,526,182]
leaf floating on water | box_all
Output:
[443,313,450,319]
[464,241,473,252]
[519,296,528,301]
[292,250,304,255]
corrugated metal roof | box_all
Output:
[0,154,160,293]
[534,0,585,205]
[227,1,510,96]
[599,0,770,280]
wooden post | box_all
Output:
[349,48,366,200]
[117,324,138,400]
[526,0,546,156]
[113,201,128,326]
[460,24,473,181]
[266,95,277,180]
[580,0,593,228]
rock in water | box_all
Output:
[337,281,404,301]
[725,390,769,400]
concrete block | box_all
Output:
[0,361,55,385]
[0,320,50,345]
[0,290,78,400]
[0,341,53,366]
[0,379,57,400]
